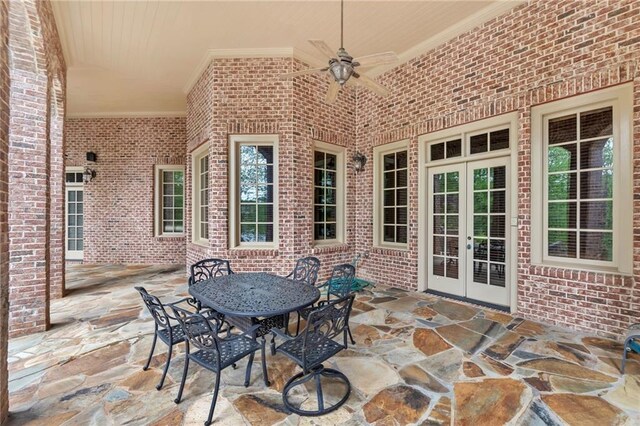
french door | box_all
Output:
[427,156,510,306]
[66,186,84,260]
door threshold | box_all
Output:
[425,289,509,312]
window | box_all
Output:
[192,144,209,245]
[229,135,279,248]
[531,84,632,273]
[374,140,409,248]
[65,171,84,183]
[155,165,184,236]
[313,142,345,243]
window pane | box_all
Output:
[490,129,509,151]
[433,235,445,255]
[396,151,407,168]
[580,232,612,261]
[163,171,173,183]
[69,191,76,202]
[396,207,407,225]
[383,154,395,171]
[396,226,407,244]
[241,145,256,163]
[490,191,505,213]
[396,188,407,206]
[490,167,506,189]
[396,169,407,187]
[325,171,336,187]
[474,215,487,237]
[446,194,459,214]
[431,143,445,161]
[548,230,577,258]
[580,170,613,199]
[65,172,75,183]
[314,206,324,222]
[257,146,273,164]
[241,204,256,222]
[549,115,577,144]
[580,107,612,139]
[470,133,488,154]
[434,215,445,234]
[325,188,336,204]
[446,215,458,235]
[474,169,488,190]
[163,184,173,196]
[240,224,256,242]
[257,224,273,242]
[548,202,577,229]
[446,139,462,158]
[164,196,173,208]
[383,171,395,188]
[314,187,324,204]
[473,193,487,213]
[490,216,506,238]
[314,151,325,168]
[241,163,257,184]
[384,208,394,224]
[325,206,337,222]
[257,165,273,184]
[314,224,325,240]
[326,153,337,170]
[474,239,487,260]
[446,172,459,192]
[548,144,577,172]
[384,190,395,206]
[326,223,337,239]
[257,185,273,203]
[315,169,325,186]
[489,239,504,262]
[77,191,83,202]
[433,174,445,193]
[383,226,395,242]
[175,196,184,208]
[548,173,577,200]
[580,201,613,230]
[257,205,273,222]
[433,257,445,276]
[581,138,613,169]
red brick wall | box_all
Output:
[185,58,356,279]
[65,117,187,264]
[0,0,10,420]
[355,0,640,337]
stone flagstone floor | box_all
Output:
[6,264,640,425]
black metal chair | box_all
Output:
[287,256,321,286]
[135,286,202,390]
[171,305,269,426]
[296,264,356,344]
[272,294,355,416]
[189,258,234,287]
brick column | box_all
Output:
[49,79,64,299]
[0,0,11,420]
[7,0,51,336]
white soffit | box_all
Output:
[52,1,525,118]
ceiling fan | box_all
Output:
[279,0,398,103]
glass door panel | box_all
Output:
[427,163,465,296]
[66,187,84,260]
[466,157,509,306]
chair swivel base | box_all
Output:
[282,364,350,416]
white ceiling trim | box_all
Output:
[368,0,525,76]
[67,111,187,119]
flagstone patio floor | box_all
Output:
[6,264,640,425]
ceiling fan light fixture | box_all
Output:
[329,60,354,86]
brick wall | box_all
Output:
[65,117,187,264]
[185,57,356,279]
[354,0,640,337]
[0,0,10,420]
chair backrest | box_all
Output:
[135,286,172,330]
[289,256,321,286]
[189,258,233,286]
[327,263,356,299]
[301,294,355,367]
[170,305,222,355]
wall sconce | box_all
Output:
[83,167,96,183]
[351,151,367,173]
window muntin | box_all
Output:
[430,138,462,161]
[545,107,614,262]
[382,150,408,245]
[427,127,509,163]
[156,166,184,236]
[239,145,275,243]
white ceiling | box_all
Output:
[51,1,524,117]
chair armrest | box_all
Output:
[271,327,294,342]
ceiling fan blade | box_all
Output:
[352,73,390,97]
[278,67,327,79]
[325,80,340,104]
[309,39,337,60]
[353,51,399,68]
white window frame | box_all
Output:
[313,141,346,246]
[65,166,84,260]
[229,134,279,249]
[531,83,633,275]
[191,143,210,246]
[154,165,185,237]
[373,139,409,249]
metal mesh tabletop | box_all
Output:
[189,272,321,317]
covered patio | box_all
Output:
[6,265,639,425]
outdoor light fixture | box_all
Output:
[351,152,367,173]
[83,167,96,183]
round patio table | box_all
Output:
[188,272,321,318]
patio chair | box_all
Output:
[135,286,203,390]
[272,294,355,416]
[189,258,234,287]
[622,323,640,374]
[295,263,356,345]
[170,305,269,426]
[287,256,321,286]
